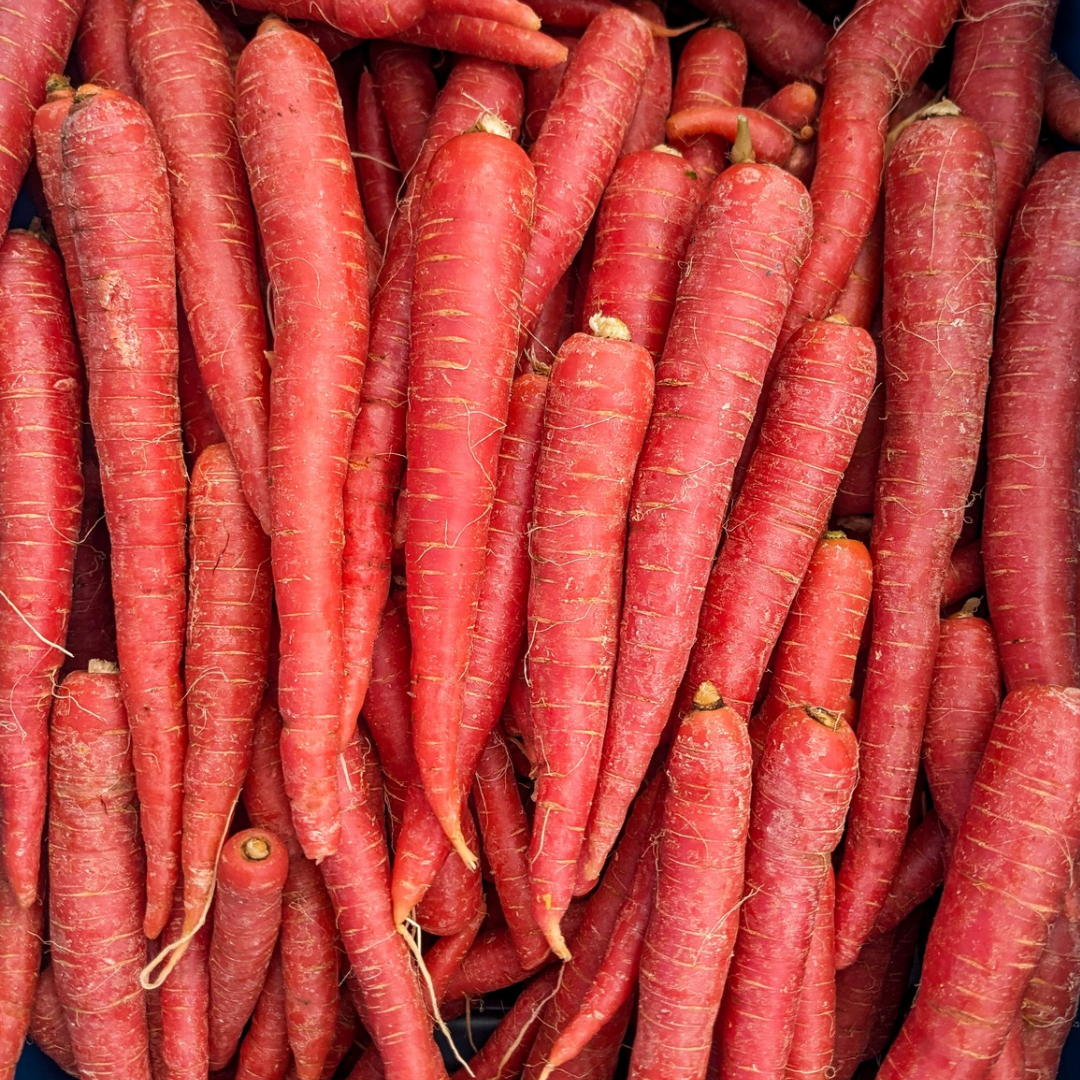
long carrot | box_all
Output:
[28,966,76,1077]
[158,888,210,1080]
[235,949,290,1080]
[1044,57,1080,143]
[621,0,671,157]
[871,809,946,937]
[75,0,137,97]
[666,105,796,166]
[354,69,401,251]
[370,43,437,177]
[392,13,569,68]
[227,0,425,37]
[0,877,42,1079]
[62,85,188,939]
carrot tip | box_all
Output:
[448,830,479,872]
[542,921,571,962]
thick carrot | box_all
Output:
[716,705,858,1080]
[236,18,370,860]
[670,26,747,182]
[519,6,654,334]
[683,318,875,720]
[227,0,425,37]
[526,320,654,957]
[834,107,997,967]
[28,966,76,1076]
[393,14,570,67]
[0,877,42,1078]
[208,827,289,1070]
[950,0,1059,253]
[666,105,795,165]
[235,949,290,1080]
[406,125,536,862]
[130,0,273,532]
[442,923,552,1000]
[629,687,752,1080]
[878,685,1080,1080]
[983,152,1080,692]
[621,1,671,157]
[583,160,811,887]
[75,0,137,96]
[582,147,703,361]
[370,43,436,177]
[158,888,210,1080]
[61,85,189,939]
[523,39,575,146]
[177,310,226,468]
[941,540,985,609]
[0,231,82,907]
[49,664,151,1080]
[355,69,401,251]
[1044,57,1080,143]
[871,809,946,936]
[830,929,896,1080]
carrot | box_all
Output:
[61,85,188,939]
[442,922,552,1000]
[370,43,436,177]
[832,361,884,520]
[670,26,747,183]
[582,147,703,361]
[75,0,137,96]
[0,876,42,1078]
[987,1025,1026,1080]
[393,14,570,68]
[226,0,425,37]
[205,3,247,71]
[921,610,1002,839]
[666,104,795,165]
[528,0,610,26]
[834,106,997,967]
[310,993,360,1080]
[829,204,884,331]
[355,69,401,251]
[1044,57,1080,143]
[177,310,226,468]
[28,966,76,1076]
[863,911,922,1061]
[414,810,485,938]
[984,152,1080,692]
[830,929,896,1080]
[621,0,671,157]
[341,59,525,754]
[950,0,1059,253]
[130,0,273,533]
[628,686,752,1080]
[0,230,82,908]
[583,159,811,888]
[715,705,858,1080]
[524,38,576,146]
[430,0,542,29]
[683,318,876,720]
[940,539,984,609]
[406,125,536,863]
[778,0,962,351]
[236,949,290,1080]
[871,809,946,937]
[208,827,289,1070]
[878,684,1080,1080]
[158,888,210,1080]
[49,664,151,1080]
[526,319,654,958]
[235,18,370,860]
[762,81,821,134]
[522,268,575,372]
[519,6,654,334]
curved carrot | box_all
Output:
[28,966,76,1076]
[355,69,400,251]
[394,14,569,67]
[666,104,795,165]
[829,205,884,330]
[429,0,542,29]
[62,85,189,939]
[871,809,946,937]
[762,80,820,133]
[75,0,137,96]
[158,888,210,1080]
[621,0,671,157]
[0,877,42,1076]
[370,43,436,177]
[236,18,370,860]
[1044,57,1080,144]
[228,0,425,37]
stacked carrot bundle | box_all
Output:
[1,1,1080,1079]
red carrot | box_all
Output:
[830,929,896,1080]
[940,540,984,609]
[130,0,273,533]
[528,0,610,26]
[61,85,188,939]
[177,309,226,468]
[526,320,654,958]
[583,159,811,888]
[205,3,247,70]
[0,876,42,1076]
[863,911,922,1061]
[831,376,884,520]
[715,705,858,1080]
[834,107,997,967]
[208,827,289,1070]
[871,809,946,937]
[236,18,370,860]
[983,152,1080,692]
[0,231,82,908]
[28,966,76,1076]
[987,1024,1026,1080]
[762,81,821,134]
[519,6,654,334]
[666,105,795,165]
[414,811,485,938]
[75,0,137,96]
[236,949,290,1080]
[442,923,552,1000]
[370,43,436,177]
[159,888,210,1080]
[430,0,542,29]
[524,38,576,146]
[406,125,536,863]
[670,26,747,182]
[582,147,703,360]
[394,14,569,68]
[621,0,671,157]
[1044,57,1080,143]
[878,685,1080,1080]
[355,69,401,250]
[49,665,151,1080]
[226,0,425,37]
[950,0,1058,253]
[629,687,752,1080]
[829,204,884,331]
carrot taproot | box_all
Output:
[524,38,576,146]
[0,876,42,1079]
[519,6,654,334]
[950,0,1059,253]
[526,319,654,958]
[28,966,76,1077]
[863,910,922,1061]
[406,125,536,864]
[442,921,553,1001]
[75,0,137,96]
[582,147,703,361]
[715,705,858,1080]
[0,230,82,908]
[225,0,425,37]
[208,827,289,1070]
[235,17,370,860]
[49,664,151,1080]
[829,204,884,331]
[763,81,821,134]
[370,43,436,177]
[158,887,210,1080]
[941,540,985,609]
[1044,57,1080,143]
[877,684,1080,1080]
[61,85,188,939]
[666,104,795,165]
[871,809,946,937]
[414,810,485,938]
[235,949,290,1080]
[983,152,1080,692]
[581,159,811,888]
[621,0,671,156]
[177,310,226,468]
[130,0,273,533]
[834,107,997,968]
[830,928,896,1080]
[355,69,401,251]
[628,686,752,1080]
[393,14,569,68]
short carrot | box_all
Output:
[0,877,42,1078]
[370,43,437,177]
[762,81,821,134]
[666,105,796,166]
[75,0,137,97]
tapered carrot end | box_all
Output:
[448,829,479,872]
[143,899,169,941]
[834,936,860,971]
[539,1064,556,1080]
[542,919,571,962]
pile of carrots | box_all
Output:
[3,0,1080,1079]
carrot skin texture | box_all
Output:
[75,0,137,96]
[236,19,370,860]
[941,540,985,609]
[584,163,812,887]
[354,70,401,251]
[526,329,654,956]
[130,0,273,533]
[762,82,821,133]
[864,911,922,1061]
[629,702,752,1080]
[878,685,1080,1080]
[835,112,997,967]
[0,876,42,1078]
[582,148,704,361]
[370,43,436,178]
[62,86,189,940]
[621,1,671,157]
[950,0,1059,254]
[524,39,575,146]
[49,668,151,1080]
[392,14,569,68]
[665,106,795,166]
[0,231,83,907]
[527,0,610,26]
[716,706,858,1080]
[519,7,654,334]
[1044,58,1080,143]
[406,130,536,858]
[830,929,896,1080]
[829,206,884,331]
[871,810,946,936]
[236,950,290,1080]
[222,0,425,37]
[983,152,1080,692]
[414,811,485,938]
[177,309,226,467]
[28,966,76,1076]
[159,889,210,1080]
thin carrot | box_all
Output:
[621,0,672,156]
[666,105,795,165]
[28,966,76,1077]
[393,13,569,67]
[871,809,946,937]
[1044,57,1080,143]
[354,69,401,251]
[158,888,210,1080]
[0,876,42,1077]
[370,43,436,177]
